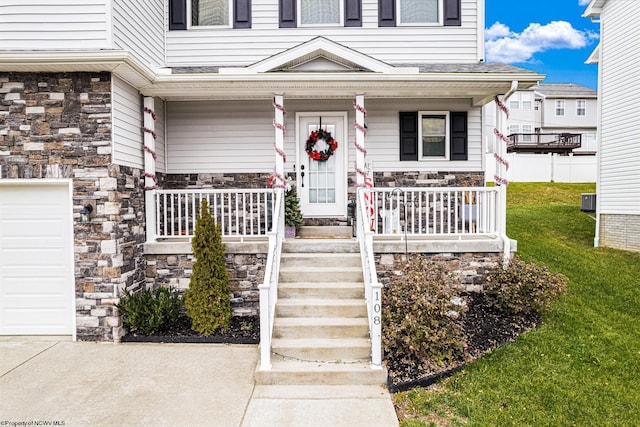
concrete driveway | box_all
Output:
[0,337,258,427]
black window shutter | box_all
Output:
[234,0,251,28]
[345,0,362,27]
[279,0,296,28]
[378,0,396,27]
[443,0,461,26]
[450,112,468,160]
[169,0,188,30]
[399,112,418,161]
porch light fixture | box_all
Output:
[80,204,93,223]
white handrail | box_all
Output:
[356,187,383,369]
[153,189,275,240]
[258,188,284,371]
[368,187,499,237]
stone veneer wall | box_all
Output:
[0,72,147,341]
[375,252,501,293]
[145,252,265,317]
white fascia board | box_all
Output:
[586,43,600,64]
[583,0,605,18]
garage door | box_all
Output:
[0,180,75,336]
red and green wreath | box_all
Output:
[305,129,338,161]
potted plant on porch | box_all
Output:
[284,186,303,238]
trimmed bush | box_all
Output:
[185,199,231,335]
[383,255,467,372]
[117,286,183,335]
[484,256,569,317]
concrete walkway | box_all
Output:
[0,337,398,427]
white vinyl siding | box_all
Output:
[113,76,143,169]
[0,0,110,50]
[112,0,165,68]
[166,0,479,66]
[165,98,482,174]
[598,0,640,215]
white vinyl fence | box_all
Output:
[485,153,596,183]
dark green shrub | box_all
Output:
[185,199,231,335]
[383,255,467,372]
[484,256,569,317]
[117,286,183,335]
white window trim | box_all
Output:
[298,0,344,27]
[187,0,233,29]
[397,0,443,26]
[418,111,450,160]
[576,99,586,116]
[555,100,565,116]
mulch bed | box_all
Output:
[120,293,539,394]
[386,292,540,392]
[120,314,260,344]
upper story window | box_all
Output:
[576,99,586,116]
[555,100,565,116]
[191,0,231,27]
[521,93,533,110]
[509,124,520,135]
[509,100,519,110]
[299,0,342,26]
[399,0,440,25]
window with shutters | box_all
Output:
[419,112,449,159]
[191,0,231,27]
[400,111,467,161]
[299,0,343,25]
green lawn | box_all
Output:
[395,182,640,427]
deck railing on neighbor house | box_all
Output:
[258,188,284,371]
[365,187,499,237]
[152,189,275,240]
[507,133,582,153]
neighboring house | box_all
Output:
[483,84,598,183]
[0,0,542,372]
[584,0,640,252]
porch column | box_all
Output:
[273,94,286,188]
[494,82,517,262]
[354,94,366,187]
[143,97,157,243]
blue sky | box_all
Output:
[485,0,599,89]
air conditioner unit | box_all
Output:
[581,193,596,212]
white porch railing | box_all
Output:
[366,187,499,237]
[152,189,275,240]
[258,188,285,371]
[356,188,383,369]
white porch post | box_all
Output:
[143,97,157,243]
[355,94,366,187]
[495,81,517,262]
[273,94,286,187]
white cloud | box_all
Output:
[485,21,597,63]
[578,0,591,6]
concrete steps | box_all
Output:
[257,237,387,387]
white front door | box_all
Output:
[296,113,348,217]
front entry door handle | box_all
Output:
[300,172,305,187]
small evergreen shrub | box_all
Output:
[284,186,304,228]
[484,256,569,317]
[383,255,467,372]
[185,199,232,335]
[117,286,183,335]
